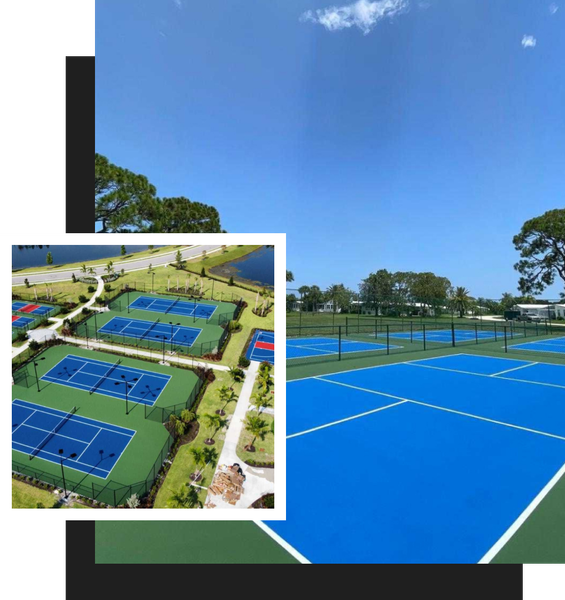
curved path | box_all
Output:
[12,245,223,285]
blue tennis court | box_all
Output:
[12,399,135,479]
[287,336,401,359]
[509,336,565,355]
[40,354,171,406]
[12,315,34,328]
[382,328,521,344]
[267,353,565,563]
[247,330,274,364]
[12,301,54,316]
[99,316,202,348]
[129,295,217,319]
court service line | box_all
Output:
[405,362,565,390]
[490,362,538,377]
[479,461,565,564]
[75,429,102,462]
[11,409,38,436]
[314,377,565,442]
[288,400,408,439]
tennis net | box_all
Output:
[165,297,181,315]
[140,318,161,340]
[29,406,78,460]
[89,359,122,395]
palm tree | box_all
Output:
[80,263,87,275]
[257,371,273,392]
[216,386,237,416]
[228,366,245,384]
[199,413,226,445]
[189,447,206,481]
[452,286,471,318]
[286,270,294,282]
[242,414,268,452]
[250,392,271,414]
[88,267,95,276]
[167,484,202,508]
[105,261,114,276]
[169,414,187,436]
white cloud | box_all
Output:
[549,3,559,14]
[172,0,182,9]
[418,1,431,9]
[521,35,537,49]
[300,0,409,35]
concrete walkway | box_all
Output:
[12,245,223,285]
[205,361,274,509]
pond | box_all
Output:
[210,246,274,288]
[12,246,164,270]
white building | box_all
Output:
[512,304,565,319]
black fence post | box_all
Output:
[386,325,390,355]
[451,322,456,347]
[423,324,426,351]
[504,328,508,353]
[475,323,478,344]
[338,326,342,361]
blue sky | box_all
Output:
[96,0,563,298]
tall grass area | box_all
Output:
[12,280,94,306]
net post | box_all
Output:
[504,327,508,353]
[451,322,455,347]
[386,325,390,355]
[494,323,497,341]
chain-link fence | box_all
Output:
[287,319,560,367]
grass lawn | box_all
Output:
[12,280,95,306]
[184,245,263,273]
[12,479,59,508]
[236,413,274,464]
[237,366,275,464]
[12,245,189,275]
[154,370,244,508]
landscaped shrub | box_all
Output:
[104,283,112,292]
[28,340,41,352]
[78,294,88,303]
[88,286,95,293]
[238,355,251,368]
[81,307,91,315]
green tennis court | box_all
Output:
[12,345,203,506]
[95,521,299,564]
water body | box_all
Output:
[210,246,274,288]
[12,245,164,270]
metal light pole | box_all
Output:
[114,375,139,415]
[169,322,180,352]
[59,449,78,499]
[33,357,45,393]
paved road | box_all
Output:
[12,245,223,285]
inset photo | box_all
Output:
[11,240,283,514]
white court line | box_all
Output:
[13,400,135,437]
[11,408,38,436]
[254,521,312,564]
[479,461,565,564]
[405,361,565,390]
[288,400,408,439]
[75,429,102,462]
[490,362,538,377]
[64,354,171,380]
[313,377,565,442]
[13,441,112,475]
[16,423,93,445]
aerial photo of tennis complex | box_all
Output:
[12,244,275,509]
